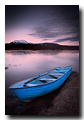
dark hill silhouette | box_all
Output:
[5,41,79,50]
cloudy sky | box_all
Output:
[5,5,79,45]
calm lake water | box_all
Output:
[5,50,79,95]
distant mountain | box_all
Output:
[5,40,79,50]
[10,40,33,44]
[40,42,60,46]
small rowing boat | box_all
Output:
[9,66,72,102]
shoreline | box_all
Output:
[5,71,79,115]
[5,43,79,50]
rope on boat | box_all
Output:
[11,92,16,99]
[6,91,17,100]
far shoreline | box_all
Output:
[5,43,79,50]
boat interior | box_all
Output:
[25,67,69,87]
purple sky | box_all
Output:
[5,5,79,45]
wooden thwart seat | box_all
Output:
[26,83,38,87]
[39,78,56,81]
[49,72,64,76]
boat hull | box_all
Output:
[10,67,72,102]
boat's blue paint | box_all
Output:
[9,66,72,102]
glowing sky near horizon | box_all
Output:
[5,5,79,45]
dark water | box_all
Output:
[5,50,79,95]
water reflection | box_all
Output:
[5,50,61,55]
[5,50,79,95]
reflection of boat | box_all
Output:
[9,66,72,102]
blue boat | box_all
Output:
[9,66,72,102]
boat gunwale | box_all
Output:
[9,66,72,90]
